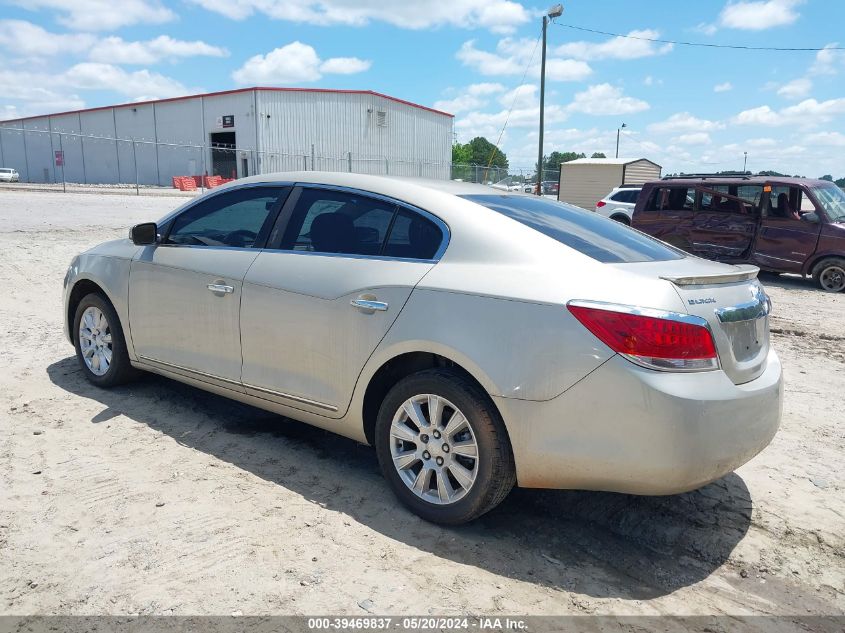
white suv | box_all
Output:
[0,168,20,182]
[595,186,641,224]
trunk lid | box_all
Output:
[614,258,771,384]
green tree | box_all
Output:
[591,152,607,158]
[451,142,472,165]
[820,174,834,182]
[835,177,845,188]
[465,136,508,168]
[545,151,585,173]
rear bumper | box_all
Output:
[495,350,782,494]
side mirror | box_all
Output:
[129,222,158,245]
[801,212,820,224]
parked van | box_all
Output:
[632,175,845,292]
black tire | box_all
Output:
[812,257,845,293]
[73,292,137,387]
[610,214,631,225]
[374,368,516,525]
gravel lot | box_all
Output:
[0,188,842,618]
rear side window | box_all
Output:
[383,209,442,260]
[462,195,683,263]
[278,188,444,259]
[647,186,694,212]
[611,189,639,203]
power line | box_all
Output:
[484,26,542,177]
[554,23,843,52]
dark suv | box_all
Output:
[631,175,845,292]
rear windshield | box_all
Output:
[463,194,683,263]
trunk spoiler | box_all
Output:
[661,264,760,286]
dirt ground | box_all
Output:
[0,188,842,619]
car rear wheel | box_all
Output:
[73,293,137,387]
[374,368,515,524]
[813,258,845,292]
[610,213,631,225]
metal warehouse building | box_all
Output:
[0,87,454,186]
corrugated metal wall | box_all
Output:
[0,89,453,185]
[559,164,624,210]
[623,160,661,184]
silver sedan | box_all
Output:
[63,172,782,524]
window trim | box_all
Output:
[264,184,451,262]
[158,182,293,250]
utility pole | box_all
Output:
[537,4,563,196]
[743,151,748,172]
[616,123,627,159]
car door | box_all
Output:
[128,185,290,388]
[634,185,696,251]
[239,186,447,417]
[688,184,759,261]
[752,185,822,272]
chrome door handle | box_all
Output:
[351,299,388,312]
[207,283,234,294]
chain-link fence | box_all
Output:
[0,126,559,194]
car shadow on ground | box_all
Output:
[758,271,817,291]
[47,357,752,601]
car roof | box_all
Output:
[233,171,512,197]
[650,176,829,187]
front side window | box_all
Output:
[767,186,802,221]
[166,187,288,248]
[462,194,683,263]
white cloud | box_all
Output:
[648,112,726,134]
[732,98,845,126]
[187,0,529,33]
[776,78,812,100]
[693,22,718,36]
[62,63,188,98]
[457,38,592,82]
[673,132,712,145]
[714,82,733,92]
[498,84,536,109]
[804,131,845,147]
[554,30,673,61]
[319,57,372,74]
[13,0,174,31]
[566,84,650,116]
[811,43,845,76]
[0,64,189,114]
[0,20,95,57]
[643,75,663,86]
[88,36,229,65]
[232,42,370,84]
[719,0,804,31]
[433,83,505,114]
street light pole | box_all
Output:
[537,4,563,196]
[615,123,627,158]
[743,151,748,172]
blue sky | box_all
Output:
[1,0,843,177]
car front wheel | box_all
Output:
[375,368,516,524]
[73,293,137,387]
[813,257,845,292]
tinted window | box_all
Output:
[281,188,396,256]
[166,187,288,248]
[698,185,744,214]
[383,208,442,259]
[462,195,683,263]
[612,189,639,203]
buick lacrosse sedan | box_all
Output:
[64,172,782,524]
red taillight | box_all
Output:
[596,200,606,208]
[567,303,718,371]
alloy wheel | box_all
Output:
[820,265,845,292]
[78,306,113,376]
[389,394,479,505]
